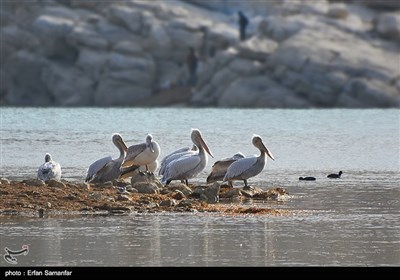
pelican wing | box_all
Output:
[123,143,147,167]
[207,153,245,183]
[159,149,196,176]
[162,153,201,183]
[224,156,258,180]
[86,156,112,182]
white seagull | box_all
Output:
[85,133,128,183]
[37,153,62,182]
[161,129,213,186]
[223,135,274,189]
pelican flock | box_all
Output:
[37,153,62,182]
[223,135,274,188]
[85,133,128,183]
[34,130,281,189]
[161,128,213,185]
[122,134,160,171]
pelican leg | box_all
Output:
[185,179,189,186]
[145,165,149,171]
[243,179,253,190]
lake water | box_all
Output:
[0,108,399,266]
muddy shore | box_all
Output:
[0,177,293,217]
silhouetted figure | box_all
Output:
[327,171,343,179]
[238,11,249,41]
[299,176,316,181]
[186,47,198,86]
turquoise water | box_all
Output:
[0,108,399,266]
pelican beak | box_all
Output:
[262,143,275,160]
[121,140,128,152]
[267,149,275,160]
[200,136,214,158]
[150,142,155,153]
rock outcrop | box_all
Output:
[1,0,399,108]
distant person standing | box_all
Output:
[186,47,198,86]
[238,11,249,41]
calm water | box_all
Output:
[0,108,399,266]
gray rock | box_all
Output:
[88,192,102,200]
[117,194,131,201]
[94,78,152,106]
[171,190,185,200]
[32,15,75,37]
[327,3,349,19]
[160,199,177,207]
[113,40,144,55]
[75,182,90,189]
[195,183,220,204]
[76,48,109,80]
[126,186,138,193]
[5,51,52,106]
[42,63,95,106]
[23,179,45,187]
[240,186,264,198]
[236,36,278,61]
[113,180,132,188]
[375,13,400,41]
[66,24,109,50]
[94,181,114,188]
[109,5,148,35]
[167,184,193,196]
[131,170,155,184]
[134,183,159,194]
[47,179,65,188]
[177,199,198,208]
[220,188,242,199]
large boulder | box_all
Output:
[42,63,95,106]
[5,51,52,106]
[375,13,400,41]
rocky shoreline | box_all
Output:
[1,0,399,108]
[0,173,292,217]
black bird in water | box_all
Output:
[299,176,316,181]
[327,171,343,179]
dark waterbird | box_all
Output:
[299,176,316,181]
[327,171,343,179]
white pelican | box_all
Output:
[158,145,197,176]
[206,152,245,184]
[161,129,214,186]
[120,160,159,180]
[37,153,61,182]
[122,134,160,171]
[85,133,128,183]
[139,159,158,173]
[223,135,274,189]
